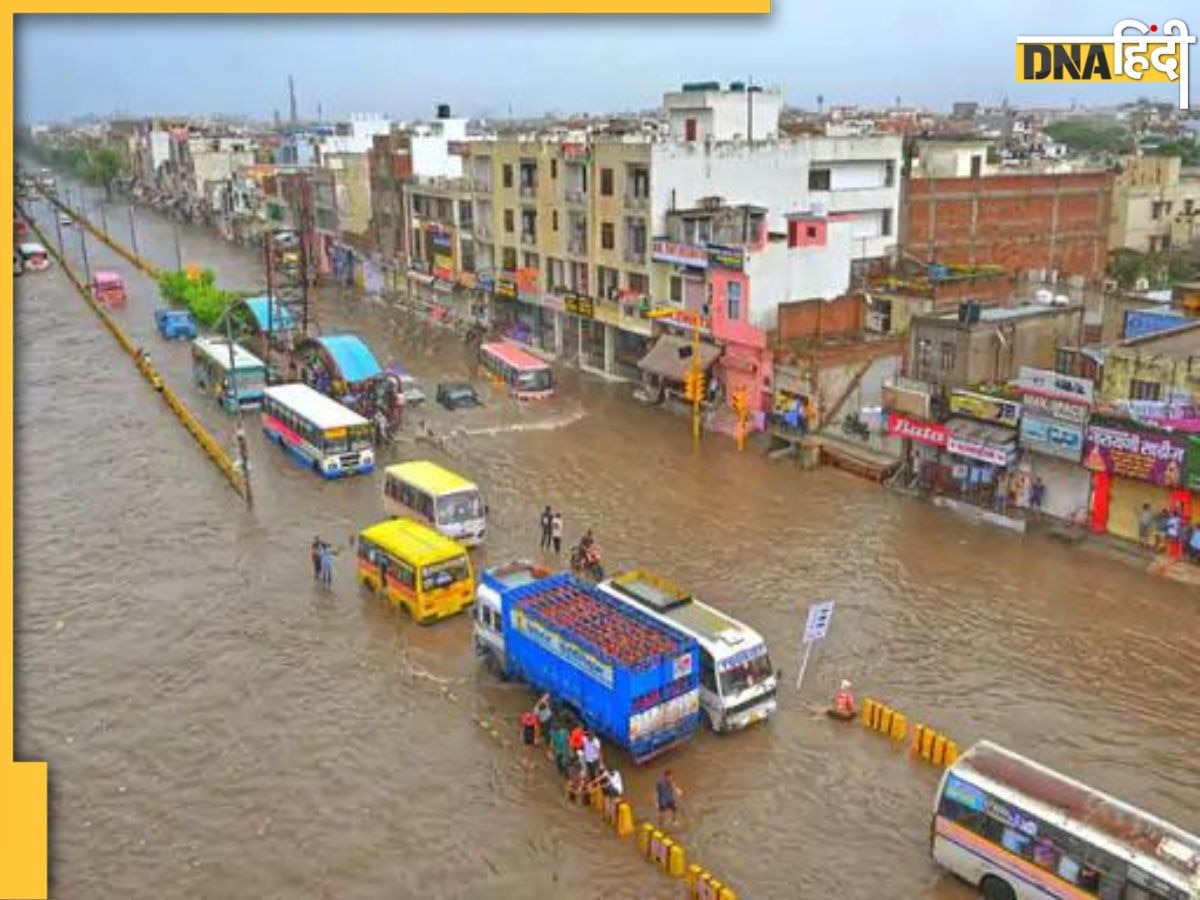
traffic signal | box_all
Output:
[682,370,705,402]
[731,389,747,416]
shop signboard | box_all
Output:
[948,390,1021,427]
[946,434,1013,466]
[457,272,478,290]
[542,293,565,312]
[1188,437,1200,491]
[476,271,495,293]
[495,277,518,300]
[651,240,708,269]
[516,267,539,296]
[428,229,453,253]
[1021,391,1090,426]
[564,292,595,318]
[707,244,745,271]
[886,413,948,448]
[1015,366,1094,405]
[882,378,932,421]
[432,253,453,282]
[1083,420,1188,487]
[1019,415,1085,462]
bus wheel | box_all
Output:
[980,876,1015,900]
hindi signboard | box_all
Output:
[1019,415,1086,462]
[1083,420,1189,486]
[1015,366,1094,405]
[651,240,709,269]
[1021,391,1090,426]
[948,390,1022,427]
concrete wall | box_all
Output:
[1110,157,1200,253]
[410,119,469,179]
[663,88,783,143]
[913,142,991,178]
[903,171,1113,281]
[650,135,902,260]
[777,294,865,341]
[1101,333,1200,402]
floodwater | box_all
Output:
[14,188,1200,899]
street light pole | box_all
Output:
[128,203,139,258]
[690,313,702,448]
[172,221,183,270]
[224,306,253,508]
[79,222,92,285]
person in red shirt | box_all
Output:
[519,709,538,769]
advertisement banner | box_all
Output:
[651,240,708,268]
[428,229,453,253]
[457,271,478,290]
[564,292,595,318]
[476,271,495,293]
[1015,366,1094,405]
[1021,391,1090,426]
[1188,437,1200,491]
[1083,421,1188,487]
[886,413,948,448]
[1019,415,1085,461]
[495,277,518,300]
[707,244,745,271]
[947,435,1012,466]
[432,253,452,282]
[516,267,539,295]
[948,390,1021,427]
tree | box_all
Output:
[1044,121,1132,154]
[1107,248,1150,288]
[82,147,126,198]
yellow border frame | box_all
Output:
[5,4,769,896]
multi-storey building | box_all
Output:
[453,83,903,380]
[1109,155,1200,255]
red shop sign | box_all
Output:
[887,412,948,448]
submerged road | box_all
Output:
[14,188,1200,899]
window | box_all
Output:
[502,164,513,188]
[600,168,614,196]
[550,159,557,179]
[685,118,697,141]
[809,168,831,191]
[1151,201,1163,220]
[1186,199,1195,215]
[670,276,682,303]
[806,225,818,239]
[1130,379,1162,401]
[504,209,514,233]
[502,247,517,270]
[627,272,647,295]
[881,209,893,237]
[727,281,743,320]
[699,652,717,692]
[884,160,896,187]
[970,155,983,178]
[552,210,558,232]
[601,222,615,250]
[939,341,957,372]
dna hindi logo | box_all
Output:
[1016,18,1196,109]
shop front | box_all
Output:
[886,412,949,487]
[940,417,1019,503]
[1083,417,1192,540]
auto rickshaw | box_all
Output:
[91,271,127,307]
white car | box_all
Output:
[58,214,73,227]
[398,373,425,405]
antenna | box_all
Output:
[288,75,298,125]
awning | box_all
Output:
[945,416,1018,466]
[242,295,295,333]
[637,334,722,382]
[315,334,383,385]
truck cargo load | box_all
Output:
[474,567,701,763]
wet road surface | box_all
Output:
[14,188,1200,899]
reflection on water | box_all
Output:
[15,193,1200,899]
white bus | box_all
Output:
[382,460,487,547]
[932,741,1199,900]
[597,570,777,732]
[261,383,374,479]
[192,336,267,412]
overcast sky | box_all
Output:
[15,4,1196,123]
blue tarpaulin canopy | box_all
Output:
[242,295,295,333]
[317,334,382,385]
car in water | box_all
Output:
[155,308,198,340]
[436,382,481,411]
[58,213,73,228]
[398,373,426,405]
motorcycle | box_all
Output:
[569,542,604,582]
[841,413,871,441]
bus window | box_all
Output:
[421,557,469,590]
[718,652,774,696]
[699,651,717,693]
[436,492,483,527]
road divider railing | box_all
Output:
[34,188,162,279]
[861,697,958,769]
[16,206,247,501]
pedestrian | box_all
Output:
[594,766,624,800]
[534,693,553,747]
[1154,507,1171,551]
[1137,503,1156,549]
[310,536,323,581]
[319,542,337,586]
[1188,522,1200,563]
[582,730,602,780]
[519,708,538,770]
[655,769,683,826]
[1165,509,1183,560]
[539,505,553,552]
[1029,477,1046,518]
[994,471,1010,515]
[551,512,564,556]
[550,718,570,778]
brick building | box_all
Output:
[902,168,1114,283]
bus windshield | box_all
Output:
[421,556,471,590]
[515,368,552,392]
[232,369,266,393]
[324,424,373,454]
[718,652,774,696]
[437,490,484,525]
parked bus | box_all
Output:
[382,460,487,547]
[262,383,374,478]
[192,336,267,412]
[932,741,1200,900]
[91,271,126,307]
[356,518,476,624]
[18,243,50,273]
[597,570,777,733]
[479,341,554,400]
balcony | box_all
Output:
[520,231,537,247]
[567,238,588,256]
[472,179,492,193]
[625,194,649,212]
[476,222,493,239]
[624,247,647,266]
[565,188,586,205]
[519,184,537,199]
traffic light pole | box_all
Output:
[690,317,701,449]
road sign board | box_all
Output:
[803,601,835,644]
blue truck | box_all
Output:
[474,563,702,763]
[155,308,198,340]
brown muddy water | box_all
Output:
[14,190,1200,899]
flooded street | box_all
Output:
[15,191,1200,899]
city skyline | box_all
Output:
[16,4,1196,124]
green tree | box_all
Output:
[1044,121,1132,154]
[1107,248,1151,288]
[82,147,126,198]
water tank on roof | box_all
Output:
[1033,289,1053,304]
[1053,294,1070,306]
[682,81,721,92]
[437,104,451,119]
[748,86,763,94]
[730,81,746,92]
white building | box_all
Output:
[663,82,784,143]
[409,105,470,178]
[318,113,392,159]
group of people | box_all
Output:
[1138,503,1200,562]
[991,472,1046,517]
[310,536,338,586]
[518,694,685,827]
[538,506,565,555]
